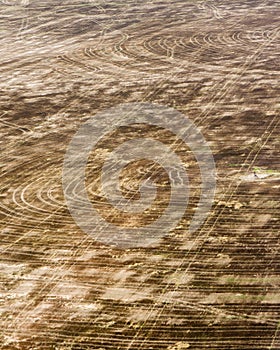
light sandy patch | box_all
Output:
[101,287,152,303]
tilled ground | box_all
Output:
[0,0,280,349]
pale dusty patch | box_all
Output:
[49,281,90,300]
[159,291,184,303]
[165,272,194,285]
[215,253,232,266]
[262,293,280,304]
[0,262,26,275]
[179,240,200,250]
[10,280,36,297]
[101,287,152,303]
[112,269,136,282]
[168,341,190,349]
[255,214,271,227]
[127,308,159,322]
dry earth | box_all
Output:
[0,0,280,349]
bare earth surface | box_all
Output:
[0,0,280,349]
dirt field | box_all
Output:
[0,0,279,349]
